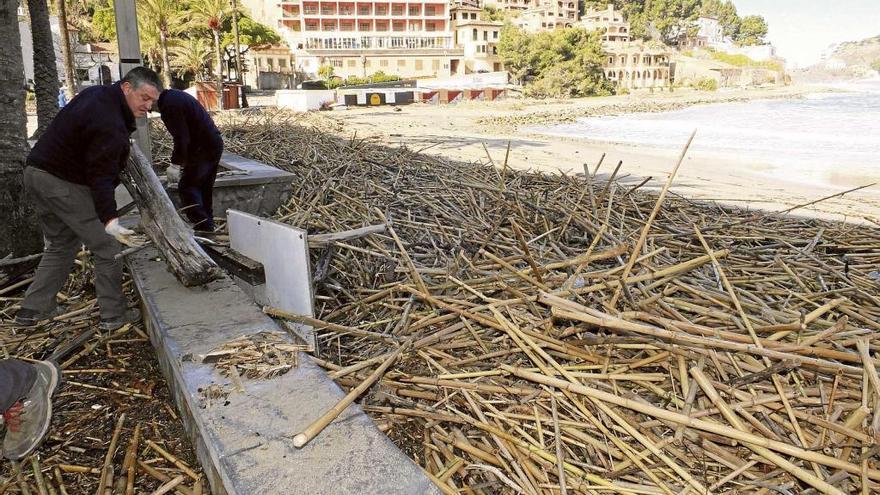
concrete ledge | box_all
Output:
[128,248,439,495]
[215,153,295,187]
[167,152,295,218]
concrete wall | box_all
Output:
[276,89,337,111]
[416,70,508,89]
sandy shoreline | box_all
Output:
[321,85,880,224]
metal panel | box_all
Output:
[228,210,314,345]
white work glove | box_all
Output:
[104,218,143,247]
[166,164,182,183]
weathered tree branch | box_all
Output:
[122,142,223,287]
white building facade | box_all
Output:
[450,5,503,73]
[243,0,463,79]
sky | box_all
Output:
[734,0,880,67]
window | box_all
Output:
[331,59,343,68]
[432,60,440,70]
[278,58,287,68]
[376,5,387,15]
[415,60,423,70]
[408,6,419,15]
[348,59,356,67]
[365,59,372,67]
[267,58,274,69]
[493,31,498,39]
[359,6,370,14]
[380,59,389,67]
[483,30,487,40]
[397,59,406,68]
[360,22,371,31]
[470,13,476,19]
[472,28,477,41]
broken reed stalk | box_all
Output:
[610,129,696,307]
[293,341,411,448]
[95,413,125,495]
[502,364,880,479]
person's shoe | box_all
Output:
[14,307,63,327]
[98,308,141,331]
[2,360,60,460]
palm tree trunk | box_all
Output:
[0,0,42,257]
[27,0,60,138]
[160,29,172,89]
[213,28,223,110]
[56,0,76,97]
[231,0,247,107]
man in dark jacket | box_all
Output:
[15,67,162,330]
[157,89,224,232]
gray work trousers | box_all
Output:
[20,167,125,320]
[0,360,35,413]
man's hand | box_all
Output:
[104,218,143,247]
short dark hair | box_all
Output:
[122,67,163,91]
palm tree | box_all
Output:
[138,0,189,88]
[0,0,41,258]
[190,0,233,109]
[171,37,212,81]
[56,0,77,96]
[137,13,164,71]
[26,0,61,137]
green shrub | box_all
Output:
[709,51,783,72]
[693,77,718,91]
[500,26,612,98]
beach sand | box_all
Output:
[322,85,880,225]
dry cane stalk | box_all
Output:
[501,365,880,480]
[96,414,125,495]
[145,440,199,481]
[293,341,411,448]
[123,423,141,495]
[690,367,845,495]
[610,129,696,307]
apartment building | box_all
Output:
[482,0,531,12]
[450,5,504,73]
[244,0,463,79]
[579,3,630,42]
[514,0,578,33]
[603,44,671,89]
[244,45,297,89]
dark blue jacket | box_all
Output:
[157,89,222,166]
[28,82,135,224]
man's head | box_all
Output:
[120,67,162,117]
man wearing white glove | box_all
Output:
[15,67,162,331]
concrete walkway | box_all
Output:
[127,248,439,495]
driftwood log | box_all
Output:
[121,142,223,287]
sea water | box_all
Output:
[532,81,880,188]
